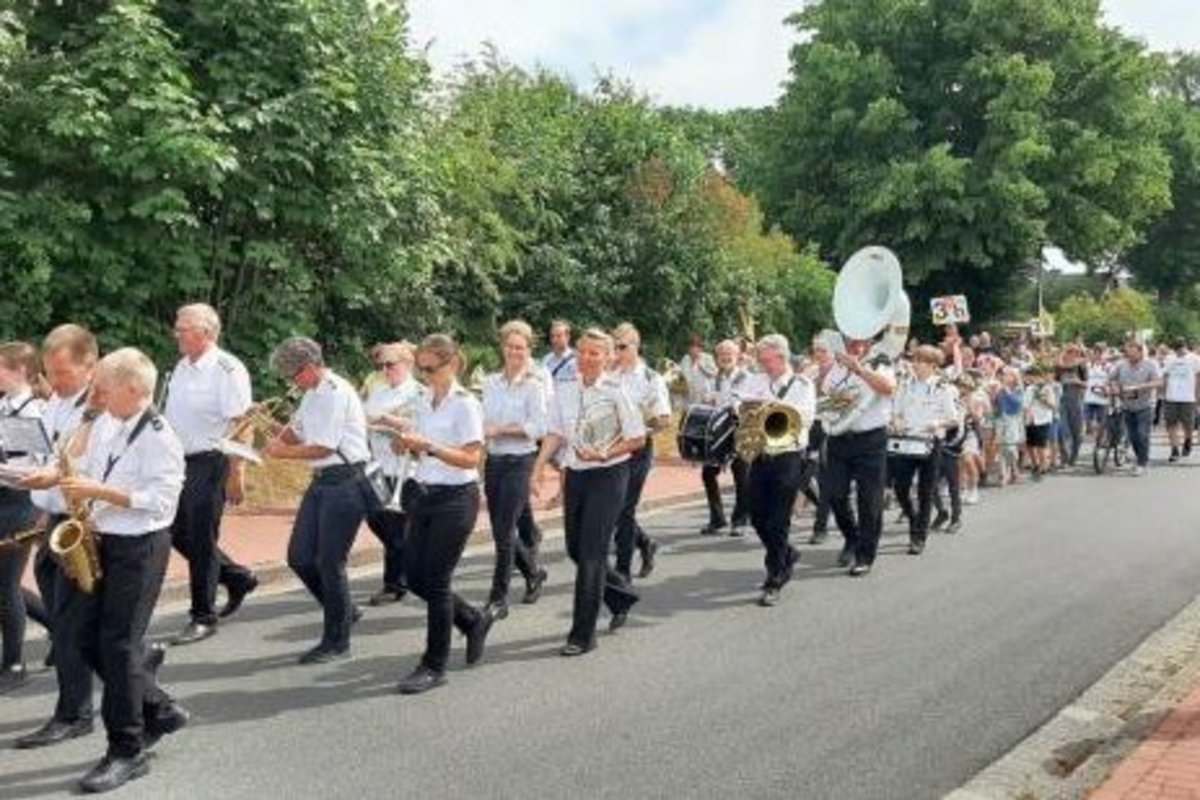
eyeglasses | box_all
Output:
[416,360,447,375]
[615,343,631,351]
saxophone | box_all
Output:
[48,428,102,594]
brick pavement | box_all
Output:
[1091,686,1200,800]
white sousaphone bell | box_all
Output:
[820,245,911,435]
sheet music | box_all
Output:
[0,417,53,457]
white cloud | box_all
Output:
[406,1,1200,110]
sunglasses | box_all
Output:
[416,360,448,375]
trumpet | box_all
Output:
[219,394,297,464]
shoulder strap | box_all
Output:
[102,409,158,482]
[6,395,36,417]
[551,353,575,378]
[775,377,795,401]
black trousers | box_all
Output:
[403,483,482,674]
[516,501,542,553]
[34,518,95,723]
[287,469,372,650]
[0,491,36,668]
[825,427,888,566]
[563,464,638,648]
[890,454,936,544]
[366,501,407,592]
[484,454,540,603]
[701,457,749,527]
[73,529,174,758]
[169,453,255,624]
[614,440,654,578]
[747,451,805,589]
[932,451,961,524]
[812,457,835,536]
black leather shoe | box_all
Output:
[0,663,28,694]
[522,568,548,605]
[700,522,727,536]
[609,611,628,632]
[79,753,149,793]
[15,717,94,749]
[465,610,494,666]
[483,600,509,621]
[171,621,216,647]
[907,541,925,555]
[143,643,166,677]
[560,641,596,657]
[219,575,259,619]
[930,511,949,531]
[837,547,855,568]
[637,540,659,579]
[298,644,350,665]
[809,529,828,545]
[758,587,781,607]
[142,699,190,749]
[368,586,406,607]
[397,665,445,695]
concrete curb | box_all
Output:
[155,488,712,608]
[943,591,1200,800]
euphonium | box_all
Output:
[49,437,101,595]
[734,401,806,463]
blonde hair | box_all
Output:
[0,341,42,382]
[418,333,463,374]
[912,345,945,366]
[375,340,414,365]
[611,322,641,348]
[578,327,614,353]
[42,324,98,365]
[498,320,535,348]
[97,347,158,397]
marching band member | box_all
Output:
[542,319,578,383]
[734,334,816,607]
[890,346,960,555]
[34,348,189,792]
[266,337,375,664]
[17,325,100,746]
[534,328,645,655]
[362,341,421,606]
[822,337,897,577]
[805,333,837,544]
[700,339,750,536]
[482,321,550,616]
[679,335,717,406]
[393,334,494,694]
[611,322,670,581]
[0,341,46,692]
[163,304,259,645]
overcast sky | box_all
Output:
[407,0,1200,110]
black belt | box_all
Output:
[486,453,536,462]
[831,426,887,440]
[757,449,804,461]
[419,482,477,500]
[312,462,366,481]
[185,450,225,462]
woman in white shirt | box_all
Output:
[362,341,421,606]
[0,341,47,691]
[533,328,646,656]
[482,321,549,617]
[392,334,493,694]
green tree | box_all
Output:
[753,0,1172,321]
[1055,288,1156,342]
[1125,53,1200,302]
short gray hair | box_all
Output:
[271,336,324,377]
[177,303,222,339]
[757,333,790,361]
[97,347,158,397]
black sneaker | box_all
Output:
[700,522,727,536]
[930,512,949,531]
[1184,440,1193,457]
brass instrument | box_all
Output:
[576,394,623,456]
[734,400,806,463]
[0,523,47,551]
[48,433,101,595]
[219,394,297,464]
[658,359,690,398]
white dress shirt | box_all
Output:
[482,368,550,456]
[706,367,749,407]
[615,361,671,424]
[549,375,646,472]
[412,384,484,485]
[820,363,894,434]
[542,349,578,383]
[32,387,89,515]
[293,370,370,468]
[363,378,422,478]
[734,370,817,450]
[164,346,253,455]
[892,375,960,436]
[680,352,717,404]
[80,409,185,536]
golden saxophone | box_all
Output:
[48,428,102,595]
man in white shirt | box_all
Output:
[699,339,750,535]
[1161,339,1200,461]
[735,334,816,606]
[36,348,190,792]
[541,319,578,383]
[163,304,258,645]
[266,337,375,664]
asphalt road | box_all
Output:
[3,452,1200,800]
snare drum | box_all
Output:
[886,434,936,459]
[677,404,738,465]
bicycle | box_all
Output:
[1092,390,1126,474]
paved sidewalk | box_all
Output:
[1091,683,1200,800]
